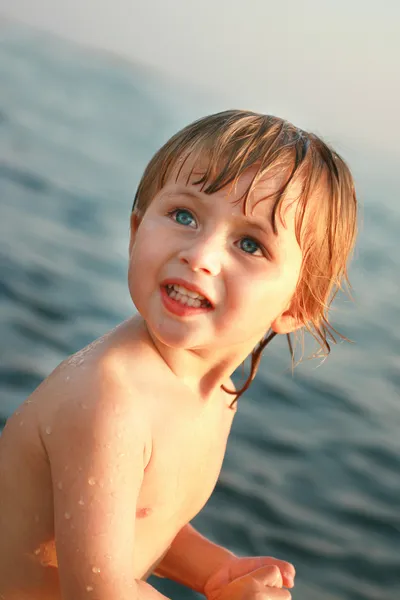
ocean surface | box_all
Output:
[1,23,399,600]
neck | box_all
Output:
[141,318,261,402]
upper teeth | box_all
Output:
[167,284,206,301]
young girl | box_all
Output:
[0,110,357,599]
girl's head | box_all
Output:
[132,110,357,400]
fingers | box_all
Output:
[264,588,292,600]
[272,559,295,588]
[247,566,292,599]
[255,557,295,589]
[250,565,283,588]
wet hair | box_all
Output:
[132,110,358,407]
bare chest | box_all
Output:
[132,403,234,573]
[143,423,227,518]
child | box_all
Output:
[0,110,357,600]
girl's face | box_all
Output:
[128,161,303,355]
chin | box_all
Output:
[152,324,202,350]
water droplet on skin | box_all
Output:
[34,514,40,523]
[65,376,70,382]
[92,566,101,574]
[34,548,41,555]
[19,421,24,426]
[41,559,51,567]
[78,498,85,506]
[57,482,63,490]
[64,512,71,520]
[86,585,93,592]
[88,477,96,486]
[45,426,52,435]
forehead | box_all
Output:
[167,150,304,227]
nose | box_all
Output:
[178,234,223,276]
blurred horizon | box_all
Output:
[1,1,399,172]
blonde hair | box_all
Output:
[133,110,358,405]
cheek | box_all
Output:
[225,263,298,317]
[130,223,168,268]
[221,273,267,323]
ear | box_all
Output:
[271,308,304,335]
[129,211,141,255]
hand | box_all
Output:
[204,555,295,600]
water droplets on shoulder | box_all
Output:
[67,335,108,368]
[67,349,88,368]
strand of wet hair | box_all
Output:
[222,330,296,409]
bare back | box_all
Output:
[0,317,235,599]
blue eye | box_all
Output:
[171,209,196,227]
[239,237,262,255]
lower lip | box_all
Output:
[160,286,212,317]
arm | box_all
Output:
[154,524,236,594]
[42,365,170,600]
[156,524,295,596]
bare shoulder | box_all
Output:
[35,318,156,446]
[39,343,152,454]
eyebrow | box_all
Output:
[242,216,276,237]
[167,187,277,237]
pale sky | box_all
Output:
[1,0,399,186]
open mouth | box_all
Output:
[164,284,212,309]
